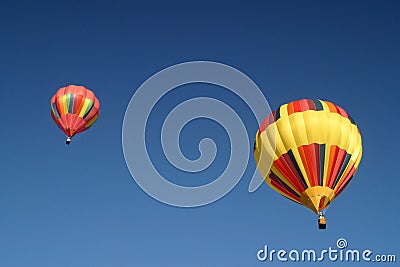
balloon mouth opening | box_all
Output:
[66,128,76,137]
[300,186,335,214]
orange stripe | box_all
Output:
[325,101,338,113]
[326,146,338,187]
[75,97,86,116]
[273,158,305,193]
[334,166,356,195]
[287,101,295,115]
[333,160,355,190]
[328,149,346,188]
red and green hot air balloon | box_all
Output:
[50,85,100,144]
[254,99,362,229]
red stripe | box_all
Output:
[334,166,356,195]
[259,111,276,133]
[51,112,63,131]
[282,153,307,188]
[259,100,355,134]
[59,115,68,136]
[74,118,88,134]
[319,196,327,210]
[293,100,302,113]
[306,144,319,186]
[297,144,320,187]
[298,146,314,186]
[299,99,309,112]
[55,96,63,115]
[334,160,354,190]
[273,160,300,190]
[65,114,72,136]
[307,99,316,111]
[336,106,349,118]
[72,94,83,114]
[327,147,346,188]
[270,179,300,201]
[335,160,356,189]
[274,156,306,192]
[287,101,295,115]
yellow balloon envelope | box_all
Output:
[254,99,362,227]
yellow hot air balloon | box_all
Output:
[254,99,362,229]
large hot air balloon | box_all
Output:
[254,99,362,229]
[50,85,100,144]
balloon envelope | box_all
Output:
[254,99,362,214]
[50,85,100,141]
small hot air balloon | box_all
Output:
[50,85,100,144]
[254,99,362,229]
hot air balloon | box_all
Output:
[50,85,100,144]
[254,99,362,229]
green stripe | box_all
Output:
[66,93,71,113]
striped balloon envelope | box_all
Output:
[254,99,362,224]
[50,85,100,144]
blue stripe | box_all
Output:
[313,100,324,111]
[348,115,356,125]
[68,94,75,113]
[51,102,60,119]
[83,101,94,119]
[270,171,300,198]
[287,149,308,189]
[275,107,281,121]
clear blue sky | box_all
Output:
[0,1,399,266]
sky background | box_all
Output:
[0,0,399,266]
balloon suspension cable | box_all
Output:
[68,128,89,142]
[322,202,331,215]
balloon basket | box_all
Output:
[318,216,327,229]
